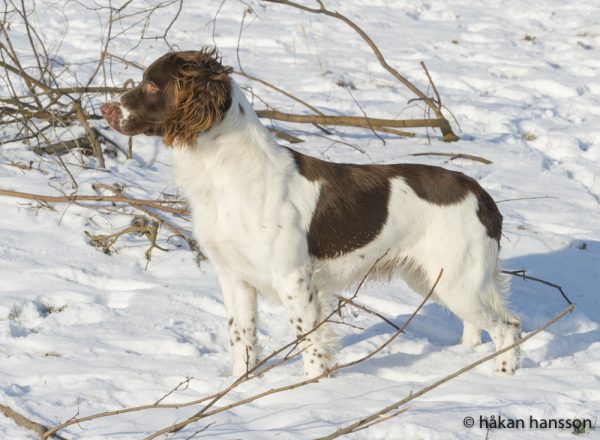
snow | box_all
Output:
[1,0,599,438]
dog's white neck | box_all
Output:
[191,81,277,158]
[172,80,298,211]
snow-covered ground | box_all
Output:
[1,0,599,438]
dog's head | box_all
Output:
[101,48,233,148]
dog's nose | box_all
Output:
[100,103,113,117]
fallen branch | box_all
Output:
[40,390,222,440]
[32,137,94,157]
[93,184,206,263]
[316,303,576,439]
[267,127,303,143]
[133,202,204,263]
[410,151,492,165]
[255,109,448,131]
[0,403,66,440]
[0,188,189,215]
[86,216,167,266]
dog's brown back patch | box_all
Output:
[287,148,502,259]
[288,149,392,259]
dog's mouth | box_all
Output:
[100,102,125,134]
[100,102,163,137]
[100,102,139,136]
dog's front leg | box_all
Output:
[277,269,334,378]
[219,276,258,377]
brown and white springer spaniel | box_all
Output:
[101,48,520,378]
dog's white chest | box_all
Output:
[172,142,320,294]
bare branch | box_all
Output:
[262,0,459,141]
[342,297,400,331]
[74,100,105,168]
[255,109,448,131]
[502,269,573,305]
[410,152,492,164]
[496,196,558,203]
[0,403,67,440]
[0,188,189,214]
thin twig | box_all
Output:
[342,298,400,331]
[496,196,558,203]
[410,152,492,165]
[502,269,573,305]
[345,86,385,145]
[420,61,442,111]
[74,100,105,168]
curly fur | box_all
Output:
[162,49,233,148]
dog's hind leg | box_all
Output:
[461,321,482,348]
[433,261,521,375]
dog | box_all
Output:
[101,48,521,378]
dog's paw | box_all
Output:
[495,354,518,376]
[303,360,331,379]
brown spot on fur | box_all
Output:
[287,148,502,258]
[288,149,390,258]
[228,318,233,327]
[401,168,502,242]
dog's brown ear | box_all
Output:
[163,48,233,148]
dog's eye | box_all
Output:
[143,81,159,94]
